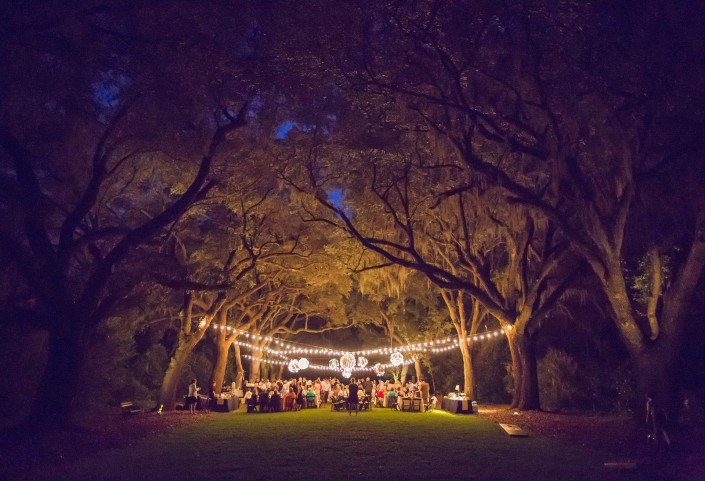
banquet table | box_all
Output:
[213,395,239,412]
[441,397,474,414]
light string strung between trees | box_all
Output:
[205,322,511,356]
[211,323,510,374]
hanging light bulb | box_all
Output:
[373,363,385,376]
[298,357,309,370]
[288,359,300,373]
[357,356,368,368]
[329,358,340,370]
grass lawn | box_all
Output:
[49,407,620,481]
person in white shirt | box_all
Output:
[321,378,331,404]
[187,379,199,414]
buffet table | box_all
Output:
[442,397,474,414]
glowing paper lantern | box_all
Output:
[340,352,356,371]
[342,369,353,378]
[298,357,310,369]
[329,358,340,370]
[357,356,368,368]
[288,359,300,373]
[373,363,385,376]
[390,351,404,366]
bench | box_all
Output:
[120,401,144,415]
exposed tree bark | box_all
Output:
[233,343,245,389]
[157,293,222,410]
[28,312,84,427]
[507,326,540,410]
[400,363,409,383]
[413,356,423,383]
[209,323,229,395]
[249,348,263,382]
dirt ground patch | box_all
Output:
[476,404,705,480]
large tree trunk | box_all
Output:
[507,328,540,410]
[233,343,245,389]
[602,265,683,419]
[400,363,409,383]
[27,325,84,429]
[413,357,423,383]
[249,349,262,382]
[458,339,476,399]
[158,340,198,410]
[209,334,229,395]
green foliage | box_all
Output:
[608,363,636,415]
[427,350,463,395]
[538,349,581,411]
[538,348,631,413]
[78,318,144,412]
[180,343,215,393]
[474,340,512,404]
[132,344,170,391]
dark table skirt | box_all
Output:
[442,397,474,414]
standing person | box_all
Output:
[646,392,671,447]
[348,378,359,416]
[187,379,199,415]
[313,378,322,407]
[208,381,217,412]
[321,377,331,405]
[364,377,374,400]
[419,377,430,405]
[295,382,305,411]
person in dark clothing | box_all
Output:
[363,377,373,396]
[296,386,305,411]
[258,390,270,413]
[208,381,217,412]
[269,388,282,412]
[348,378,359,416]
[646,392,671,447]
[246,388,259,413]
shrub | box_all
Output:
[538,349,581,411]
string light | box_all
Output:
[211,322,509,374]
[207,324,509,357]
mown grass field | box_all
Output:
[46,406,622,481]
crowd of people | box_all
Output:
[240,376,433,413]
[184,375,435,415]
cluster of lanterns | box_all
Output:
[288,351,406,375]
